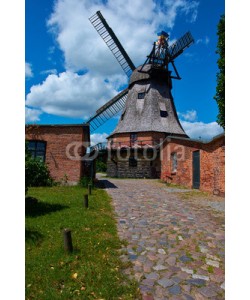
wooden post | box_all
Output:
[84,194,89,208]
[63,228,73,253]
[88,184,92,195]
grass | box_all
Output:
[195,245,200,252]
[163,182,189,189]
[185,251,194,260]
[179,190,210,200]
[26,186,140,300]
[207,265,214,273]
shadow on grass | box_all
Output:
[25,228,44,245]
[25,196,69,217]
[95,179,118,189]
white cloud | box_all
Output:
[163,0,199,28]
[47,0,199,72]
[90,132,108,146]
[178,109,197,121]
[47,0,153,73]
[25,62,33,78]
[181,120,224,140]
[25,0,199,122]
[25,107,42,122]
[204,36,210,44]
[196,36,210,45]
[26,71,118,119]
[40,69,58,75]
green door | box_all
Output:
[192,150,200,189]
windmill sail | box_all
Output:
[89,11,136,77]
[86,88,128,132]
[168,31,194,61]
[87,11,134,132]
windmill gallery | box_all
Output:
[25,11,225,196]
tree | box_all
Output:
[214,15,225,129]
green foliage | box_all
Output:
[25,143,53,189]
[214,15,225,129]
[96,158,107,172]
[78,176,93,187]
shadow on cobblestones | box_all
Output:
[95,179,118,189]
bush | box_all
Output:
[25,145,53,190]
[79,176,93,187]
[96,159,107,172]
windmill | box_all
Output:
[87,11,194,178]
[87,11,194,134]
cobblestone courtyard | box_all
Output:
[99,175,225,300]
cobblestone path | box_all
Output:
[101,176,225,300]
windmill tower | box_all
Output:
[88,12,194,178]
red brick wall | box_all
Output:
[25,125,90,183]
[161,136,225,196]
[161,141,193,187]
[200,139,225,195]
[108,131,166,148]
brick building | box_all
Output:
[105,61,225,196]
[161,133,225,196]
[107,132,225,196]
[25,124,90,184]
[107,131,163,178]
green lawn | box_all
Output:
[25,186,140,300]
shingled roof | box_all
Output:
[108,64,188,138]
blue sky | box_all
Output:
[25,0,225,143]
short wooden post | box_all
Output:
[84,194,89,208]
[63,228,73,253]
[88,184,92,195]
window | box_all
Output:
[129,155,137,167]
[130,133,137,143]
[160,110,168,118]
[27,140,46,162]
[130,133,137,142]
[171,152,177,173]
[138,92,146,99]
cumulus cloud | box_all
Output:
[180,120,224,140]
[26,0,199,121]
[25,62,33,78]
[48,0,152,73]
[47,0,199,72]
[178,109,197,121]
[90,132,108,146]
[25,107,42,122]
[26,71,119,119]
[163,0,199,28]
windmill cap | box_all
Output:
[129,64,170,86]
[157,31,169,37]
[129,64,151,86]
